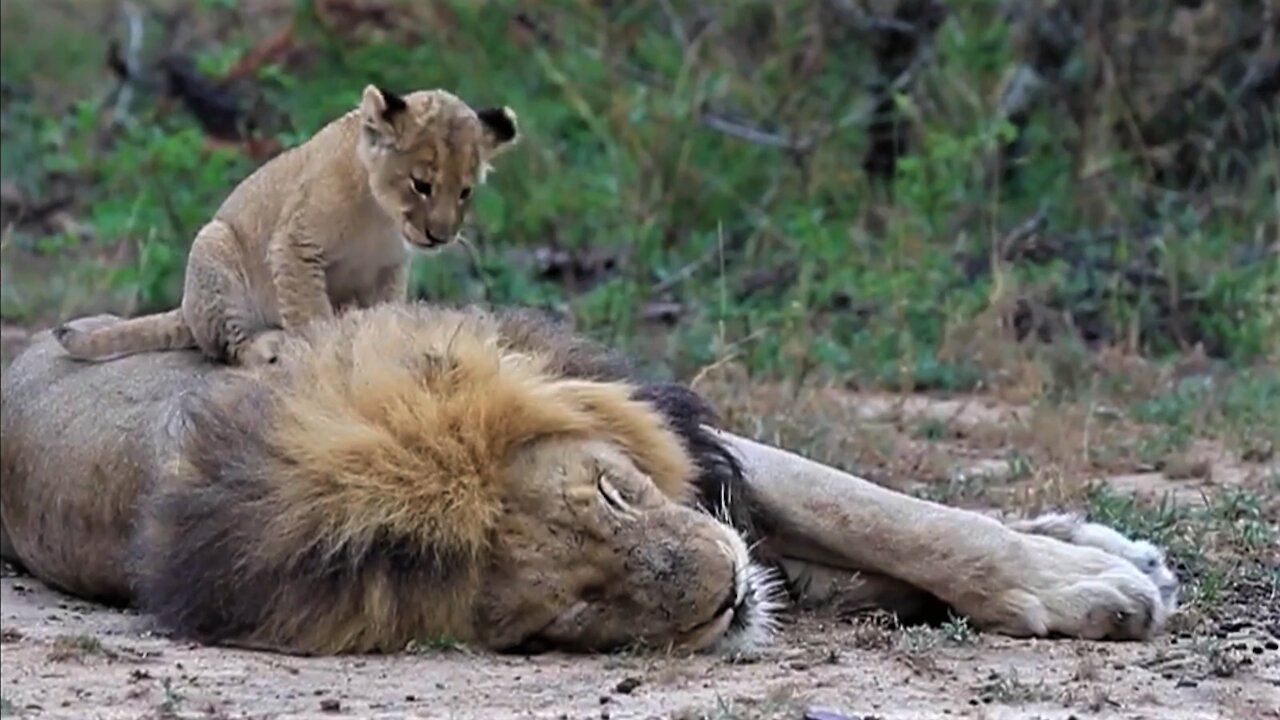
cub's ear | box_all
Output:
[474,106,520,156]
[359,84,408,144]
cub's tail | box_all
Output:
[53,308,196,360]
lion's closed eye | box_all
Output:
[597,475,636,520]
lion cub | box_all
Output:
[55,85,519,365]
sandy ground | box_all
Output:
[2,327,1278,720]
[2,568,1278,720]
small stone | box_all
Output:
[614,677,642,695]
[1175,678,1198,688]
[319,698,341,712]
[803,709,858,720]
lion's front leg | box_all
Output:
[717,429,1176,640]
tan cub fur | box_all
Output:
[54,85,519,365]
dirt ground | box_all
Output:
[1,328,1278,720]
[2,571,1277,720]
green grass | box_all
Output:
[1133,370,1280,458]
[1085,483,1277,628]
[2,0,1275,388]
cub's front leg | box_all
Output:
[266,214,336,332]
[234,215,335,367]
[368,260,410,307]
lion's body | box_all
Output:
[2,304,1180,656]
[4,306,769,655]
[1,329,213,603]
[52,87,518,366]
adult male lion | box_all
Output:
[0,303,1179,656]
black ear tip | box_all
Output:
[377,85,408,118]
[476,106,518,143]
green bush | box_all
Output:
[2,0,1275,386]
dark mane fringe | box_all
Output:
[484,305,771,548]
[481,303,773,548]
[128,374,472,655]
[127,375,282,645]
[630,383,769,549]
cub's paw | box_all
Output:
[1009,512,1179,613]
[238,330,286,367]
[993,534,1170,641]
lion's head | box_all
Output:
[355,85,518,251]
[130,304,782,655]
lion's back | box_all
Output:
[0,317,216,603]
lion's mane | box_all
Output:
[128,303,759,654]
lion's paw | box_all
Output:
[1010,512,1179,613]
[994,533,1172,641]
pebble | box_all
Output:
[614,677,642,695]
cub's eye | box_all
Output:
[411,177,432,196]
[460,186,473,200]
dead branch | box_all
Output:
[700,113,813,152]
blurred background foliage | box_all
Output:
[1,0,1276,391]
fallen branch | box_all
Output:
[700,113,813,152]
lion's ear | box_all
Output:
[474,105,519,156]
[359,84,409,145]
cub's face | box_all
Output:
[357,85,519,250]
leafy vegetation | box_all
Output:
[3,0,1275,390]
